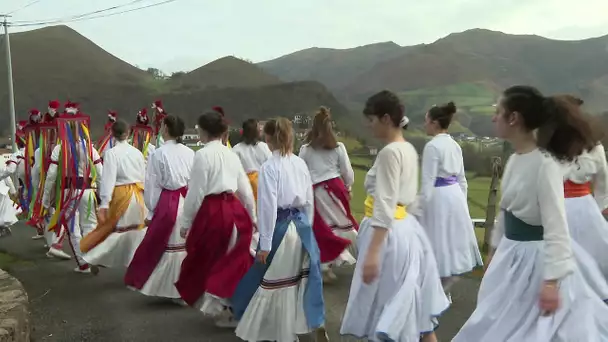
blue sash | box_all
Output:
[434,175,458,187]
[231,208,325,329]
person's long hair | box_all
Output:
[305,106,338,149]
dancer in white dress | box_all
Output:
[340,91,448,342]
[125,115,194,299]
[417,102,483,297]
[453,86,608,341]
[0,163,19,233]
[79,120,148,274]
[232,118,328,342]
[299,107,357,281]
[175,110,256,327]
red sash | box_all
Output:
[564,180,591,198]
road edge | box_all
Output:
[0,268,29,342]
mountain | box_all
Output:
[0,26,343,137]
[170,56,282,91]
[258,42,405,91]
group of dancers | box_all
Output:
[2,85,608,341]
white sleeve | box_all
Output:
[92,147,103,189]
[42,146,60,208]
[235,159,257,224]
[456,146,468,196]
[99,150,117,209]
[418,143,440,213]
[304,168,315,227]
[0,153,19,181]
[592,144,608,210]
[370,147,401,230]
[32,149,40,189]
[262,142,272,159]
[257,163,278,251]
[337,143,355,188]
[5,176,16,196]
[179,151,207,230]
[538,159,575,280]
[144,152,162,220]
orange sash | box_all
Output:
[247,171,259,203]
[80,183,145,253]
[564,180,591,198]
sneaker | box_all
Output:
[447,292,453,304]
[31,234,44,240]
[214,315,238,328]
[43,244,48,249]
[74,266,91,274]
[47,247,72,260]
[315,326,329,342]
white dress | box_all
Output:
[415,133,483,277]
[234,151,323,342]
[453,149,608,342]
[299,142,357,267]
[0,164,18,227]
[232,141,272,175]
[82,141,148,268]
[133,140,193,298]
[562,143,608,279]
[340,142,449,341]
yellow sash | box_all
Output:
[364,195,407,219]
[80,183,145,253]
[247,171,259,203]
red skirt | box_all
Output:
[175,192,254,306]
[312,177,353,263]
[124,187,187,290]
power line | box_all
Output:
[6,0,44,15]
[10,0,151,25]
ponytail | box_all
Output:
[264,117,294,156]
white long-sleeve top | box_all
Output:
[365,142,419,230]
[298,142,354,187]
[0,148,25,183]
[42,143,103,208]
[491,149,574,281]
[562,143,608,210]
[98,141,145,209]
[32,147,41,190]
[418,134,467,211]
[144,140,194,220]
[232,141,272,174]
[179,140,256,230]
[257,151,314,252]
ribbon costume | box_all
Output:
[129,108,154,160]
[41,101,103,271]
[151,100,167,147]
[97,111,118,158]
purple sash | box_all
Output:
[434,176,458,187]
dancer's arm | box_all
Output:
[235,160,256,224]
[179,150,208,234]
[417,143,440,213]
[592,144,608,211]
[98,150,117,209]
[257,163,278,252]
[42,146,60,209]
[337,142,355,190]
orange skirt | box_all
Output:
[247,171,258,203]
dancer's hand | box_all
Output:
[539,280,560,315]
[256,250,269,264]
[97,208,108,224]
[362,252,380,284]
[144,219,151,226]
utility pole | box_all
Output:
[2,15,17,153]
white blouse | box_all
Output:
[364,142,419,230]
[418,133,468,211]
[0,148,25,183]
[232,141,272,173]
[562,143,608,210]
[144,140,194,220]
[258,151,314,252]
[98,141,146,209]
[491,149,574,281]
[42,144,103,208]
[299,142,354,187]
[179,140,255,230]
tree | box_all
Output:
[146,68,166,80]
[170,71,186,80]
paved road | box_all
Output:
[1,222,479,341]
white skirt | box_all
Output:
[421,183,483,278]
[340,215,450,341]
[236,222,313,342]
[0,193,18,227]
[565,195,608,279]
[83,194,147,268]
[453,237,608,342]
[314,186,357,267]
[135,197,186,299]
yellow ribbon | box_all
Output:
[364,195,407,219]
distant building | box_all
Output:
[182,128,198,141]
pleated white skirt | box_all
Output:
[565,194,608,279]
[421,184,483,277]
[453,237,608,342]
[340,215,450,341]
[0,193,18,227]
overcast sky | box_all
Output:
[3,0,608,73]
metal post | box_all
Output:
[3,16,17,153]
